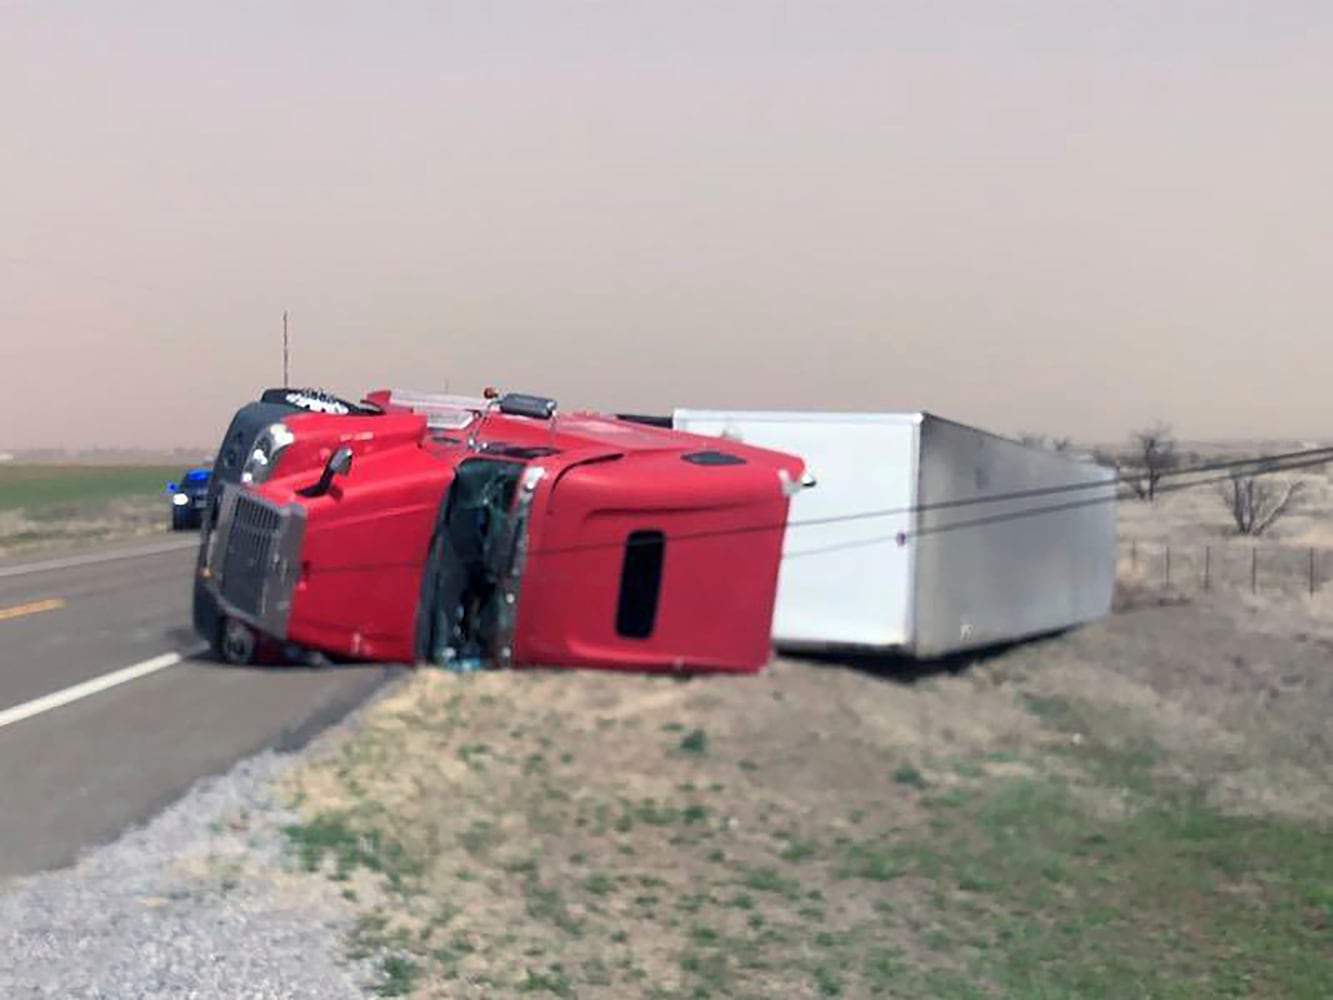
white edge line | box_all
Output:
[0,539,199,580]
[0,644,207,730]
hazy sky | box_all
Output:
[2,1,1329,450]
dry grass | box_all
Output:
[0,464,182,557]
[0,495,173,558]
[276,585,1333,996]
[1113,450,1333,600]
[0,463,179,510]
[260,441,1333,996]
[1118,465,1333,547]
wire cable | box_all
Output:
[907,452,1332,542]
[517,446,1333,561]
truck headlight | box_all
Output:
[172,493,190,506]
[241,423,295,485]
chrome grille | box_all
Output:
[219,493,283,619]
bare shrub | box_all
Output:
[1219,474,1301,536]
[1125,422,1177,501]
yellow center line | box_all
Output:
[0,597,67,622]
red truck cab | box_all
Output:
[195,388,807,674]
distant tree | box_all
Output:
[1219,473,1301,536]
[1126,422,1177,501]
[1018,432,1073,453]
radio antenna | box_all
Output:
[283,311,290,387]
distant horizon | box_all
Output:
[2,379,1330,456]
[2,418,1327,464]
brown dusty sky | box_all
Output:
[1,2,1329,450]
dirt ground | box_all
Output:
[264,568,1331,997]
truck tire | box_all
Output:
[217,617,258,665]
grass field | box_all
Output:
[0,464,180,511]
[0,464,180,555]
[263,584,1332,998]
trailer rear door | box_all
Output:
[672,410,919,650]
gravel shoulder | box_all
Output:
[0,734,388,998]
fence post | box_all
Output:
[1251,547,1258,594]
[1311,547,1317,597]
[1165,544,1171,587]
[1204,546,1211,591]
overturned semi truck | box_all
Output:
[668,409,1118,658]
[192,388,808,673]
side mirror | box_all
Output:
[297,446,353,498]
[164,481,178,494]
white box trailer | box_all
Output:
[671,410,1117,658]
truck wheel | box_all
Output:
[171,508,185,531]
[218,618,258,665]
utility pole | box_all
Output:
[283,311,290,386]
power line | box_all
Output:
[791,442,1333,527]
[515,445,1332,563]
[291,442,1332,581]
[907,452,1333,542]
[783,452,1333,558]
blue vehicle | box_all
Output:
[165,468,212,530]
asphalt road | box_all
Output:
[0,537,398,881]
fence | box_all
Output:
[1119,544,1327,600]
[1120,541,1331,597]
